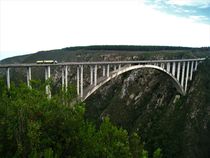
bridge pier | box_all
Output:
[80,65,83,97]
[114,65,117,71]
[65,66,68,91]
[107,64,110,77]
[26,67,31,88]
[190,61,194,81]
[62,67,65,91]
[172,62,176,76]
[6,67,10,89]
[181,62,185,87]
[118,64,121,70]
[94,65,97,86]
[103,65,106,76]
[185,61,190,91]
[90,66,93,85]
[161,63,165,69]
[167,63,170,73]
[45,66,51,99]
[195,61,198,71]
[177,62,180,82]
[77,66,80,95]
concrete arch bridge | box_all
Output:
[0,58,205,101]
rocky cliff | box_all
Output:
[85,59,210,158]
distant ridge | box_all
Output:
[62,45,194,51]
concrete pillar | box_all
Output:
[185,61,190,91]
[118,64,121,70]
[194,61,198,71]
[77,66,80,95]
[161,63,164,69]
[114,65,117,71]
[26,67,31,88]
[103,65,106,76]
[80,65,83,98]
[177,62,181,82]
[45,66,51,99]
[172,62,176,76]
[189,61,194,81]
[181,62,185,87]
[61,67,65,91]
[90,66,93,85]
[107,64,110,77]
[166,63,170,73]
[94,65,97,86]
[6,67,10,89]
[65,65,68,91]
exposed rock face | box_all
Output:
[85,61,210,158]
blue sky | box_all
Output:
[145,0,210,24]
[0,0,210,60]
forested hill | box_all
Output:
[0,45,210,64]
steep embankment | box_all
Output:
[85,59,210,158]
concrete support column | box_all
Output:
[45,66,51,99]
[65,65,68,91]
[90,66,93,85]
[194,61,198,71]
[177,62,181,82]
[80,65,83,97]
[114,65,117,71]
[6,67,10,89]
[189,61,194,81]
[26,67,31,88]
[166,63,170,73]
[118,64,121,70]
[94,65,97,86]
[107,64,110,77]
[185,61,190,91]
[61,67,65,91]
[172,62,176,76]
[161,63,164,69]
[77,66,80,95]
[103,65,106,76]
[181,62,185,87]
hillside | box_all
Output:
[84,58,210,158]
[0,46,210,158]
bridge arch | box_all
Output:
[83,64,185,101]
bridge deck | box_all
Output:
[0,58,205,68]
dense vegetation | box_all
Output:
[0,80,162,158]
[85,59,210,158]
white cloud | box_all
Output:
[167,0,210,7]
[0,0,210,60]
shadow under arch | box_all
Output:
[82,65,185,101]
